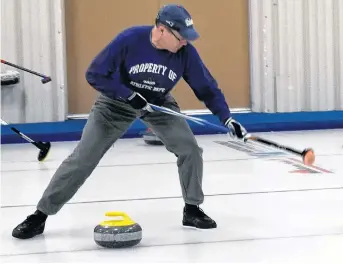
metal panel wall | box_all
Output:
[249,0,343,112]
[1,0,67,123]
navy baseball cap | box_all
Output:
[156,4,199,41]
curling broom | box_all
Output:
[148,104,315,165]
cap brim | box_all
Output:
[179,27,199,41]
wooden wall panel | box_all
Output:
[158,0,251,110]
[65,0,250,114]
[65,0,160,114]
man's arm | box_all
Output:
[85,30,134,100]
[182,45,231,124]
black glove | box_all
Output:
[127,92,153,112]
[225,117,247,139]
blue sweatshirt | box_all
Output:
[86,25,231,124]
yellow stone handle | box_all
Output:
[105,211,129,218]
[99,211,135,227]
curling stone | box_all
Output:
[143,128,164,145]
[94,212,142,248]
[1,70,20,86]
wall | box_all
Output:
[64,0,251,115]
[1,0,342,144]
[249,0,343,112]
[1,0,67,123]
[1,0,342,126]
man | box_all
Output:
[12,4,247,239]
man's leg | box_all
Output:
[12,94,138,239]
[142,97,216,229]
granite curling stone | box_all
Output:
[94,212,142,248]
[143,128,164,145]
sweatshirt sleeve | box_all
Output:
[182,45,232,124]
[85,31,134,100]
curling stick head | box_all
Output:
[302,148,315,165]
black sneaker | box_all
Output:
[182,205,217,229]
[12,211,47,239]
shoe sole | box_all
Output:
[182,222,217,230]
[12,229,44,239]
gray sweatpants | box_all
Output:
[37,94,204,215]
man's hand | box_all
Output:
[127,92,153,112]
[225,117,247,140]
